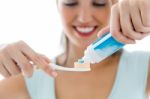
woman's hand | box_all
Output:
[98,0,150,44]
[0,41,57,78]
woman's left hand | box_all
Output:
[98,0,150,44]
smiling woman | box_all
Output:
[0,0,150,99]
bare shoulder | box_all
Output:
[0,74,30,99]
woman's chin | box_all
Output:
[75,42,91,49]
[71,37,96,49]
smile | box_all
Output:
[73,26,97,37]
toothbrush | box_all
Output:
[49,62,91,72]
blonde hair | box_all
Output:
[60,33,69,53]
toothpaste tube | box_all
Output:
[78,33,125,64]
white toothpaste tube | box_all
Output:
[78,33,125,64]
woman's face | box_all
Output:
[58,0,111,48]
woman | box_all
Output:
[0,0,150,99]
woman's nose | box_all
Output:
[77,8,93,24]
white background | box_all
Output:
[0,0,150,97]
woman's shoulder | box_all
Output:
[0,74,30,99]
[0,69,55,99]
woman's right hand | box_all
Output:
[98,0,150,44]
[0,40,57,78]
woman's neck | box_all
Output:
[64,43,85,67]
[56,43,85,67]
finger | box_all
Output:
[130,2,150,33]
[42,64,58,77]
[139,1,150,27]
[22,49,57,77]
[119,1,144,40]
[22,51,57,77]
[9,49,33,77]
[18,42,52,72]
[38,54,51,63]
[37,54,57,77]
[142,32,150,37]
[16,41,57,77]
[97,26,110,37]
[38,56,58,77]
[2,56,21,75]
[0,63,11,78]
[110,4,135,44]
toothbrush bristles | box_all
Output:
[74,62,90,68]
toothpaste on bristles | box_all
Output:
[74,60,90,68]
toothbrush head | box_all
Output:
[74,62,90,68]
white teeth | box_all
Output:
[76,27,95,34]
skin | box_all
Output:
[0,0,150,99]
[0,74,30,99]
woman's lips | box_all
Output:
[73,26,97,37]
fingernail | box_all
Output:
[51,71,58,77]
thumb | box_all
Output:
[97,26,110,37]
